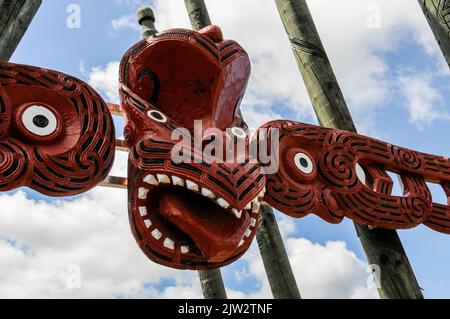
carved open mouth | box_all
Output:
[132,173,265,267]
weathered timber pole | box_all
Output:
[256,205,302,299]
[0,0,42,60]
[184,0,301,299]
[198,268,228,299]
[418,0,450,68]
[137,6,158,39]
[274,0,423,299]
[184,0,212,31]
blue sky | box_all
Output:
[2,0,449,298]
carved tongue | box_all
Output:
[157,189,249,262]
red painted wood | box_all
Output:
[0,61,115,196]
[258,120,450,234]
[120,26,265,270]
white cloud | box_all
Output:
[85,61,121,102]
[398,73,449,129]
[0,189,203,298]
[112,14,140,32]
[285,239,377,299]
[0,189,376,298]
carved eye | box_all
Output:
[356,163,367,186]
[294,152,314,174]
[147,110,167,123]
[231,127,247,139]
[21,105,58,137]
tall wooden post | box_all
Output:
[0,0,41,60]
[184,0,212,31]
[274,0,423,299]
[418,0,450,68]
[198,269,228,299]
[256,205,302,299]
[184,0,301,299]
[137,6,157,39]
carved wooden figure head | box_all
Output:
[256,120,450,235]
[0,62,115,196]
[120,26,266,270]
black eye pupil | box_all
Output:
[33,115,49,128]
[299,158,309,168]
[151,112,163,120]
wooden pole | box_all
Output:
[0,0,42,60]
[184,0,212,31]
[274,0,423,299]
[418,0,450,68]
[184,0,301,299]
[198,269,228,299]
[256,205,301,299]
[137,6,157,39]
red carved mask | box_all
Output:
[257,120,450,235]
[0,62,115,196]
[120,26,266,270]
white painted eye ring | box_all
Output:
[147,110,167,123]
[294,152,314,174]
[231,127,247,139]
[21,105,58,137]
[356,163,367,186]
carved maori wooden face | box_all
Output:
[120,26,266,270]
[0,62,115,196]
[257,120,450,235]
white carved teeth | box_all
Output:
[151,229,162,240]
[238,220,258,248]
[201,188,215,199]
[164,238,175,250]
[139,174,264,220]
[186,180,199,192]
[157,174,171,184]
[217,198,230,209]
[139,206,148,217]
[137,174,266,254]
[232,209,242,219]
[172,176,185,187]
[144,174,159,186]
[138,187,149,199]
[143,216,188,253]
